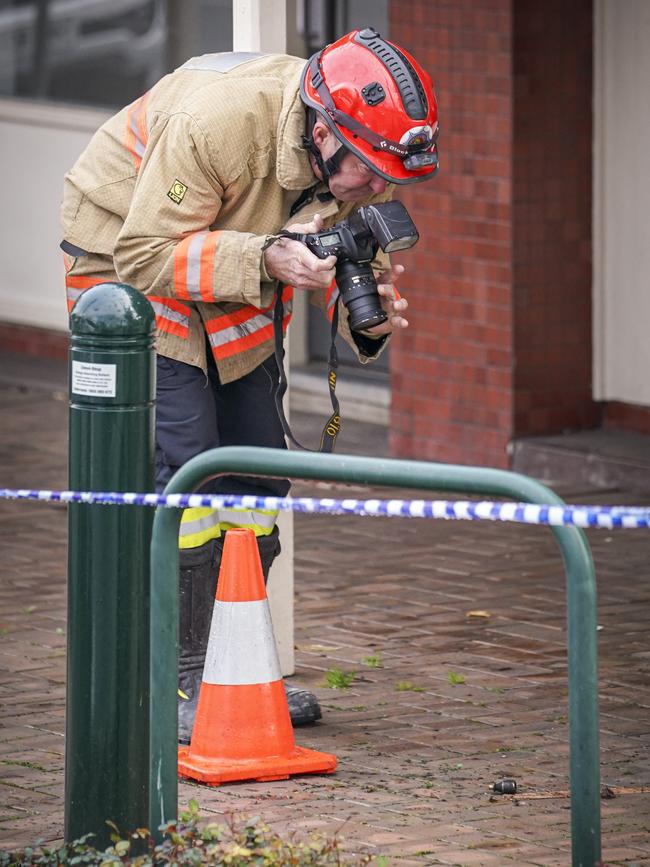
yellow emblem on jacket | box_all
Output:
[168,179,188,204]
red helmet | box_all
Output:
[301,28,439,185]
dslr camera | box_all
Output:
[296,200,419,333]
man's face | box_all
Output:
[327,151,388,201]
[313,122,388,201]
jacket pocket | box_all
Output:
[248,144,274,179]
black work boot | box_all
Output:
[178,537,223,745]
[284,682,322,725]
[178,528,321,744]
[256,532,322,727]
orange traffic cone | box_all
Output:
[177,527,337,785]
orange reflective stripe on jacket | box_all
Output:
[206,286,293,361]
[173,231,221,302]
[147,296,190,339]
[65,274,105,312]
[124,91,150,171]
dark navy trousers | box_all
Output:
[154,350,290,498]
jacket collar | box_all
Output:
[276,68,318,191]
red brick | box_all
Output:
[603,402,650,436]
[0,323,68,362]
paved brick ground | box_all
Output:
[1,371,649,865]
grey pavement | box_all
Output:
[1,354,649,865]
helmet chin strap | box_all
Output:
[302,108,347,184]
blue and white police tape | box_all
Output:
[1,487,649,529]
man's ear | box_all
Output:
[311,119,332,151]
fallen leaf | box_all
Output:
[295,643,341,653]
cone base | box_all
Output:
[178,744,336,785]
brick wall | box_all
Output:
[389,0,595,468]
[603,402,650,437]
[512,0,597,437]
[389,0,514,468]
[0,322,68,361]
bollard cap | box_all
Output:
[70,283,155,337]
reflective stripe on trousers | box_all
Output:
[178,505,278,549]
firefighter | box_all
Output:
[60,28,439,744]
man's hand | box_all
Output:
[363,264,409,336]
[264,213,336,291]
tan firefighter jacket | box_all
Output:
[61,52,392,384]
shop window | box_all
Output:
[0,0,171,107]
[0,1,234,109]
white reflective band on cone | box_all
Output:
[203,599,282,685]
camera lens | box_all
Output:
[335,260,388,332]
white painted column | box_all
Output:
[593,0,650,406]
[233,0,287,53]
[232,0,295,675]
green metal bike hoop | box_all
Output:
[149,446,600,867]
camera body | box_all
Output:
[297,200,419,332]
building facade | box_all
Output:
[1,0,648,469]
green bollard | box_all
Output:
[66,283,155,847]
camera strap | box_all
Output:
[272,278,341,453]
